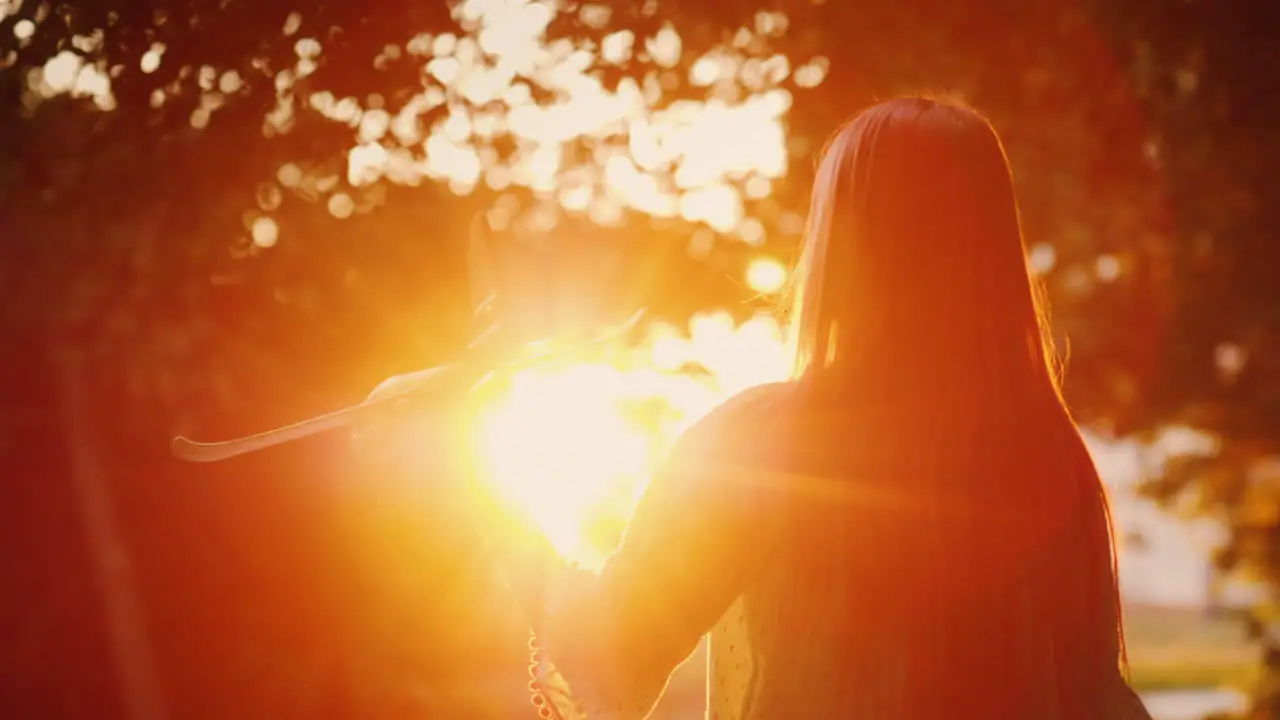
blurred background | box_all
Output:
[0,0,1276,718]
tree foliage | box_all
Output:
[2,0,1278,716]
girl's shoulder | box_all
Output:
[689,381,799,434]
[671,382,803,467]
[711,381,800,419]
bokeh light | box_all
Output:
[746,257,788,294]
[316,0,807,236]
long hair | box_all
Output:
[790,97,1061,394]
[785,96,1126,714]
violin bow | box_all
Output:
[170,212,646,463]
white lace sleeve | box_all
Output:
[524,569,666,720]
[528,630,586,720]
[528,632,664,720]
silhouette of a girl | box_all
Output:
[471,96,1152,719]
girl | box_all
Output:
[383,96,1153,719]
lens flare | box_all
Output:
[473,311,790,569]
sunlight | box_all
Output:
[320,0,803,238]
[21,0,821,256]
[22,0,808,570]
[474,363,655,560]
[472,306,791,569]
[379,3,808,558]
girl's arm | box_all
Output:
[480,385,791,719]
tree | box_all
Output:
[1098,2,1280,716]
[3,0,1279,716]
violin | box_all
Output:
[171,212,646,463]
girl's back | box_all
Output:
[699,382,1128,719]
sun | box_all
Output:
[473,363,656,563]
[470,298,791,569]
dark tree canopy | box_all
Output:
[2,0,1278,716]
